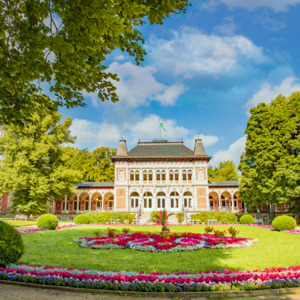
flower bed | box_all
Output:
[1,264,300,292]
[73,232,258,252]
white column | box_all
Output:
[218,194,221,210]
[231,193,234,212]
[89,195,92,212]
[76,195,80,213]
[102,194,104,211]
[64,195,67,213]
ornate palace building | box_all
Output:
[0,139,292,223]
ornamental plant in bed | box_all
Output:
[73,232,258,252]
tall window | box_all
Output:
[188,170,192,180]
[130,192,139,209]
[143,170,153,182]
[182,170,187,181]
[143,192,152,209]
[73,200,78,211]
[130,170,134,181]
[135,170,140,182]
[156,170,161,181]
[175,170,179,181]
[157,192,166,209]
[184,192,192,208]
[170,192,179,208]
[149,170,153,181]
[169,170,174,181]
[161,170,166,181]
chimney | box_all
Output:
[116,140,128,157]
[194,139,206,156]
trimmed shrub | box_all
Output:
[223,212,238,224]
[240,214,255,224]
[0,221,24,267]
[36,214,59,229]
[120,213,136,224]
[176,212,184,224]
[151,211,159,223]
[272,215,296,231]
[74,214,91,224]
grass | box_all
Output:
[20,225,300,273]
[0,219,36,227]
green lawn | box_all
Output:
[20,225,300,273]
[0,219,36,227]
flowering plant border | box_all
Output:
[1,264,300,293]
[73,232,258,252]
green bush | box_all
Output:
[0,221,24,267]
[190,212,238,224]
[74,214,91,224]
[151,211,159,223]
[240,214,255,224]
[223,212,238,224]
[176,212,184,224]
[36,214,59,229]
[272,215,296,231]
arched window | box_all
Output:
[188,170,192,181]
[130,192,139,209]
[143,192,152,209]
[161,170,166,181]
[170,192,179,209]
[149,170,153,182]
[135,170,140,182]
[157,192,166,209]
[130,170,134,181]
[182,170,187,181]
[183,192,192,208]
[169,170,174,181]
[175,170,179,181]
[156,170,161,181]
[143,170,147,181]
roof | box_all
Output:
[77,182,114,188]
[126,141,210,159]
[208,181,238,187]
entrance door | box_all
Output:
[143,192,153,211]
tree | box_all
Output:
[238,92,300,212]
[208,161,238,181]
[0,0,190,125]
[0,100,83,214]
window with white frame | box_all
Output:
[130,192,139,209]
[184,192,192,208]
[130,170,134,181]
[157,192,166,209]
[135,170,140,182]
[161,170,166,181]
[170,191,179,208]
[156,170,161,181]
[169,170,174,181]
[143,192,152,209]
[143,170,153,182]
[182,170,187,181]
[188,170,192,180]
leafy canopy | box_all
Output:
[238,92,300,210]
[208,161,238,181]
[0,0,190,125]
[0,97,83,213]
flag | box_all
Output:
[160,122,166,132]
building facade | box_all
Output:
[0,139,295,223]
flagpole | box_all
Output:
[159,117,161,140]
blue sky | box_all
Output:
[59,0,300,167]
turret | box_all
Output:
[116,140,128,157]
[194,139,206,156]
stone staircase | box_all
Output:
[138,211,180,225]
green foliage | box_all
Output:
[64,147,116,182]
[204,226,214,234]
[240,214,255,224]
[155,210,174,227]
[272,215,297,231]
[0,109,82,212]
[0,221,24,267]
[190,212,238,224]
[151,211,159,223]
[74,214,91,224]
[239,92,300,211]
[0,0,190,125]
[14,202,48,218]
[36,214,59,230]
[176,212,184,224]
[214,230,226,237]
[228,226,239,237]
[208,161,238,181]
[122,228,130,234]
[107,228,116,238]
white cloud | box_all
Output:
[210,136,246,167]
[83,62,186,108]
[70,115,219,152]
[246,77,300,109]
[203,0,300,12]
[214,16,237,35]
[70,119,121,149]
[149,26,270,77]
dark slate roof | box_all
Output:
[127,141,209,158]
[208,181,238,187]
[77,182,114,188]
